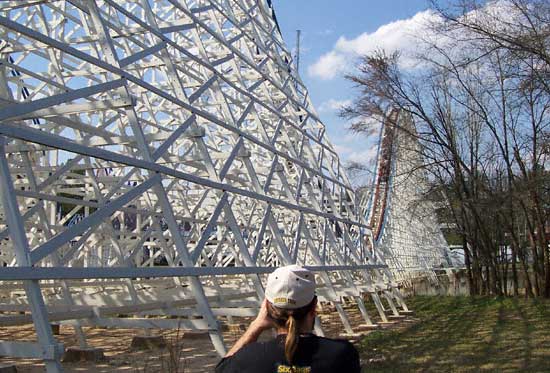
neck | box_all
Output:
[273,310,316,336]
[276,321,314,335]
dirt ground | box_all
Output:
[0,302,412,372]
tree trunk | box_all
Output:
[511,242,519,296]
[519,249,534,298]
[490,255,501,296]
[472,244,481,295]
[463,237,475,296]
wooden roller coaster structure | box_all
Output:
[0,2,449,371]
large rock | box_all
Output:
[51,324,60,335]
[130,335,167,350]
[62,347,106,363]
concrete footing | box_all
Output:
[338,332,366,343]
[399,310,415,315]
[0,364,17,373]
[62,347,106,363]
[338,332,365,339]
[130,335,167,350]
[355,323,380,331]
[388,315,407,319]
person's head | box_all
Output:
[265,265,317,366]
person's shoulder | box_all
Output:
[312,336,360,371]
[216,339,277,373]
[236,339,274,355]
[315,335,355,346]
[237,337,282,357]
[314,336,358,354]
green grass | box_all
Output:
[359,296,550,372]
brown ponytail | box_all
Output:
[266,296,317,368]
[284,314,298,366]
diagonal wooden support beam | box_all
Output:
[29,174,161,265]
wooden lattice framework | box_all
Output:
[0,1,415,371]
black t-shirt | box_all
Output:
[215,334,360,373]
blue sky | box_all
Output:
[272,0,434,178]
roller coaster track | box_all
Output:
[368,110,398,243]
[365,110,453,284]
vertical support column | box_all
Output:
[382,291,400,316]
[391,287,410,312]
[21,152,88,348]
[153,186,227,355]
[0,137,63,373]
[370,292,389,323]
[355,296,375,325]
[301,229,355,334]
[84,0,227,355]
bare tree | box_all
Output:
[343,0,550,297]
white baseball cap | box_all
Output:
[265,265,316,309]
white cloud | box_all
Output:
[318,98,352,113]
[308,10,441,80]
[333,143,352,155]
[307,51,347,80]
[347,147,379,165]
